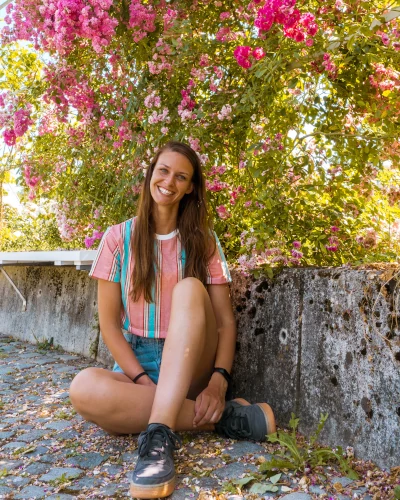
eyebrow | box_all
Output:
[159,163,189,175]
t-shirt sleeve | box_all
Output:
[206,232,232,285]
[89,227,121,282]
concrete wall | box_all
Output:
[230,267,400,470]
[0,266,99,358]
[1,264,399,468]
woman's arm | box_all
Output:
[193,283,237,426]
[208,283,237,383]
[98,279,155,386]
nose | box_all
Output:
[166,173,175,187]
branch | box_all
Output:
[0,0,12,10]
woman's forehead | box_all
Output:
[156,151,194,174]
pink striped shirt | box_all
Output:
[89,217,231,338]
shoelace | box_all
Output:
[221,406,251,437]
[138,425,182,458]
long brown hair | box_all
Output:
[131,141,215,303]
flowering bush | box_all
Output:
[1,0,400,271]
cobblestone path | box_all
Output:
[0,335,393,499]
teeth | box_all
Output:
[159,187,173,195]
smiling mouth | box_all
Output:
[158,186,174,196]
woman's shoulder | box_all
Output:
[105,216,136,241]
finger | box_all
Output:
[194,394,202,416]
[209,408,223,424]
[197,400,218,427]
[193,395,210,426]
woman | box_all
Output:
[70,141,276,499]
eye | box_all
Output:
[177,175,187,181]
[159,167,168,174]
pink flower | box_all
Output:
[381,33,390,46]
[305,38,314,46]
[252,47,265,60]
[85,236,95,248]
[99,116,107,129]
[234,46,252,69]
[328,236,339,245]
[93,229,104,239]
[293,240,301,249]
[220,12,230,20]
[291,249,303,259]
[13,107,33,137]
[199,54,210,67]
[3,129,16,146]
[129,0,156,42]
[216,204,231,219]
[330,226,339,232]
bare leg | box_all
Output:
[149,277,218,428]
[70,368,212,434]
[69,278,218,434]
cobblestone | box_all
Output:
[0,335,389,499]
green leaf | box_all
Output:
[259,457,297,472]
[289,413,300,433]
[320,242,328,254]
[249,483,278,494]
[265,267,274,279]
[269,473,282,484]
[232,476,255,487]
[310,413,329,445]
[394,485,400,499]
[346,468,359,480]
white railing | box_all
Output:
[0,250,97,268]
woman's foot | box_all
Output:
[130,423,182,499]
[215,398,276,441]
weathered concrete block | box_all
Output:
[230,266,400,469]
[299,268,400,469]
[230,270,302,425]
[0,266,99,359]
[1,264,399,468]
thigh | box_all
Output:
[76,366,133,385]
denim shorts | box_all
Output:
[112,331,165,384]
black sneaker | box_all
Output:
[130,423,182,499]
[215,398,276,442]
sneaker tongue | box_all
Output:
[138,424,181,458]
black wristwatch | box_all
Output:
[213,367,231,383]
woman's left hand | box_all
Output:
[193,374,228,427]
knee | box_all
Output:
[69,367,99,413]
[172,277,205,299]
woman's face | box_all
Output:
[150,151,194,208]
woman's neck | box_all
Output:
[152,205,178,235]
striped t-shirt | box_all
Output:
[89,217,232,338]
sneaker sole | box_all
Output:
[233,398,277,435]
[130,477,175,499]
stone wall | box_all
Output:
[1,264,399,468]
[0,266,99,359]
[230,267,400,470]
